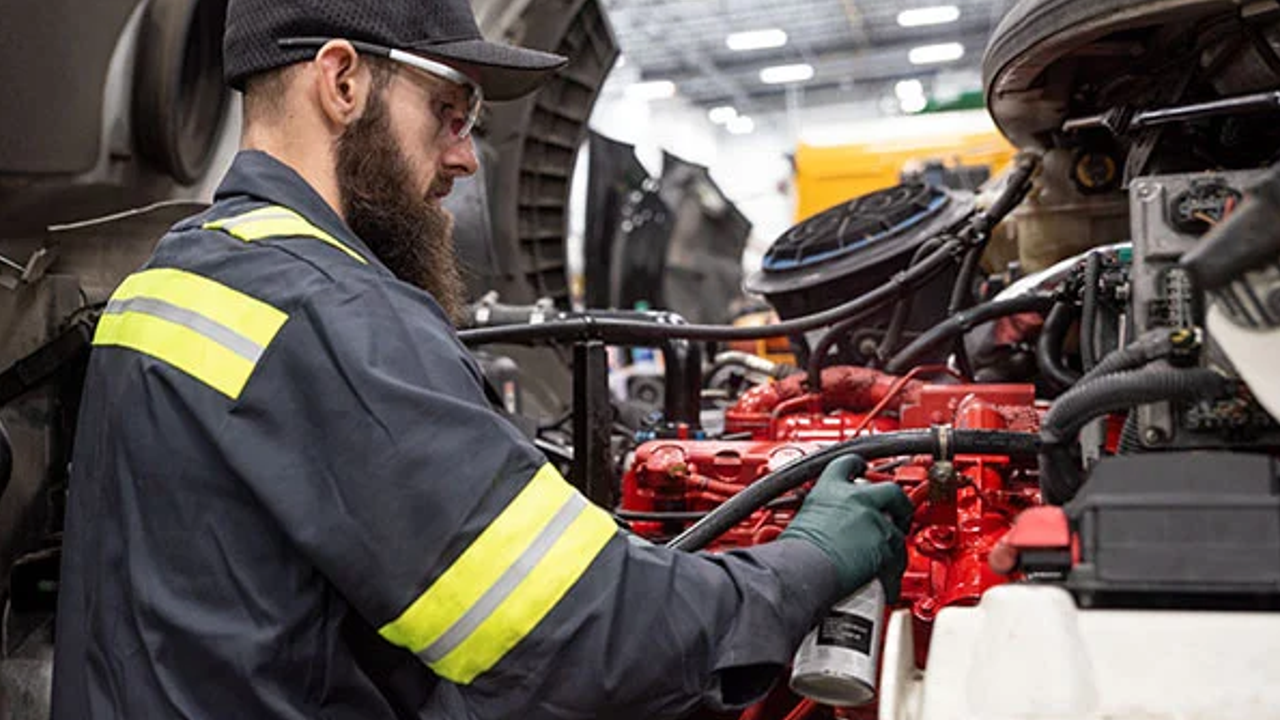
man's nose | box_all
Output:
[441,136,479,178]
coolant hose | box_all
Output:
[884,294,1055,374]
[666,429,1040,552]
[1036,302,1081,391]
[1038,367,1230,505]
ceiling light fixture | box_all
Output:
[624,80,677,101]
[708,106,738,124]
[760,63,814,84]
[899,94,928,114]
[727,115,755,134]
[726,28,788,51]
[908,42,964,65]
[897,5,961,27]
[894,79,925,100]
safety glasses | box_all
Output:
[277,37,484,139]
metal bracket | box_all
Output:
[0,247,57,290]
[572,341,614,510]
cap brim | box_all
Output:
[406,39,568,101]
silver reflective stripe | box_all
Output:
[104,296,264,362]
[418,493,588,664]
[220,210,299,228]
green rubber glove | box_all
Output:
[779,454,914,601]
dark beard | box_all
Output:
[335,90,468,324]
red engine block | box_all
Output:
[620,367,1043,670]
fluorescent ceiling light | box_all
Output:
[897,5,960,27]
[900,94,928,114]
[625,80,676,101]
[726,28,788,51]
[708,106,738,124]
[895,79,925,99]
[727,115,755,134]
[909,42,964,65]
[760,63,814,84]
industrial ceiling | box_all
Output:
[603,0,1017,117]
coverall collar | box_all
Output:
[214,150,391,275]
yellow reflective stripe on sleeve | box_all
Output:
[93,268,287,399]
[204,205,368,265]
[378,463,616,684]
[111,268,286,349]
[431,494,616,683]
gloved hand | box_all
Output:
[779,454,914,601]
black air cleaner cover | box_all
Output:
[744,183,974,322]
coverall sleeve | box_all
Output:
[222,277,842,719]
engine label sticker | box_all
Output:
[817,611,872,655]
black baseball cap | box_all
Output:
[223,0,570,101]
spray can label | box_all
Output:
[789,579,885,707]
[817,610,874,654]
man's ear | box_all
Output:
[312,40,372,129]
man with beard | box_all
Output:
[50,0,913,718]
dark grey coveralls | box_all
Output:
[50,150,840,719]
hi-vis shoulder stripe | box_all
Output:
[203,205,368,265]
[378,463,616,684]
[93,268,288,399]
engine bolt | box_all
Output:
[1143,427,1166,445]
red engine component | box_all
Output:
[619,367,1043,675]
[620,440,821,545]
[724,366,920,440]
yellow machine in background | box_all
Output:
[793,114,1017,222]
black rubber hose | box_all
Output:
[877,237,948,363]
[884,294,1055,375]
[946,245,988,378]
[615,496,802,523]
[1038,367,1230,504]
[947,244,986,317]
[459,239,964,346]
[666,429,1040,552]
[972,152,1040,236]
[944,152,1041,331]
[1079,329,1174,385]
[805,305,889,394]
[807,234,970,387]
[1036,303,1081,392]
[1081,253,1102,372]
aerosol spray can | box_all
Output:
[789,577,886,706]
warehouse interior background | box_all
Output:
[10,0,1280,717]
[570,0,1020,284]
